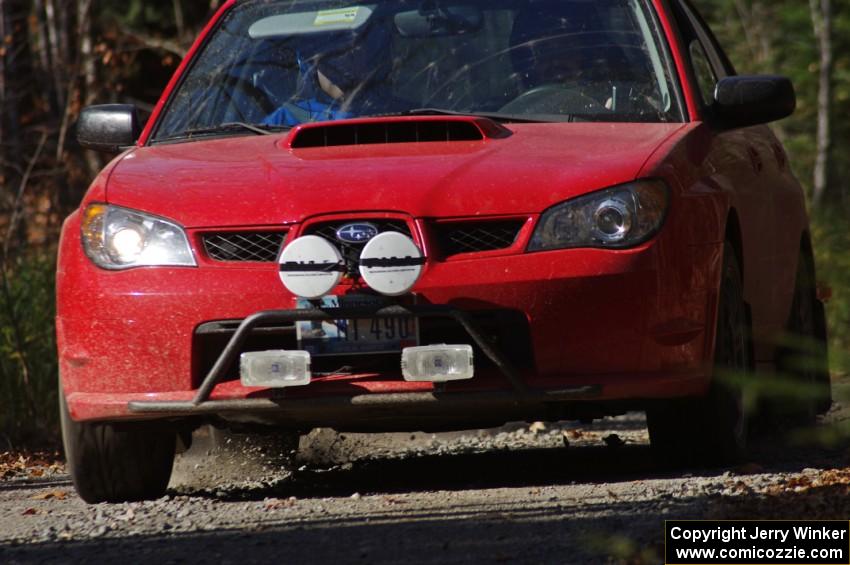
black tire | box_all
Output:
[647,241,750,466]
[774,249,831,423]
[60,390,175,503]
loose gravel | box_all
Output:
[1,407,849,564]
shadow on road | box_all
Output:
[2,426,848,564]
[0,504,665,564]
[190,433,845,502]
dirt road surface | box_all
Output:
[2,382,850,564]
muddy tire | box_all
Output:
[60,390,175,503]
[647,241,750,466]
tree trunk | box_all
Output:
[174,0,185,39]
[44,0,64,110]
[0,5,6,203]
[809,0,832,209]
[78,0,101,179]
[0,0,27,226]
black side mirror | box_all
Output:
[713,75,796,129]
[77,104,142,152]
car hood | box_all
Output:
[106,122,686,228]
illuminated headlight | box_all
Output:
[81,204,196,269]
[528,180,669,251]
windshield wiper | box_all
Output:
[378,108,569,124]
[155,122,290,142]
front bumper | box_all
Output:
[126,304,609,429]
[136,304,529,407]
[58,210,721,424]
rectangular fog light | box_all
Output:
[240,350,311,388]
[401,344,474,382]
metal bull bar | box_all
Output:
[129,304,530,414]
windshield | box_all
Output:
[152,0,683,142]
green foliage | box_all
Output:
[699,1,820,191]
[699,1,850,354]
[0,253,58,447]
[100,0,213,36]
[0,1,220,448]
[811,211,850,361]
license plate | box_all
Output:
[296,295,419,356]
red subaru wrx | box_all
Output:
[58,0,830,502]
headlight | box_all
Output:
[81,204,196,269]
[528,180,669,251]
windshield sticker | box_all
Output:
[314,7,360,26]
[249,6,373,38]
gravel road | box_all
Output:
[2,384,850,564]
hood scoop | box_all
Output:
[285,116,511,149]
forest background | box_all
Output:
[0,0,847,445]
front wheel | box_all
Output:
[60,389,175,503]
[647,241,751,466]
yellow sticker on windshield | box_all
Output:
[314,7,360,26]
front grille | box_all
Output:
[303,219,412,265]
[436,220,524,258]
[203,232,287,262]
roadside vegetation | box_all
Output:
[1,0,850,446]
[0,253,56,446]
[812,212,850,359]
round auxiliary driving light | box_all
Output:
[359,232,424,296]
[593,198,633,243]
[278,235,343,299]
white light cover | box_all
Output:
[240,350,311,388]
[359,231,424,296]
[401,344,474,382]
[279,235,343,298]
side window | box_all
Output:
[689,40,717,106]
[679,0,734,77]
[671,0,727,109]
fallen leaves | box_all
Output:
[30,490,68,501]
[765,468,850,496]
[528,422,547,434]
[711,467,850,520]
[263,497,298,510]
[0,451,64,481]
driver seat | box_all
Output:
[509,0,638,89]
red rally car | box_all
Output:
[58,0,830,502]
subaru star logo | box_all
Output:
[336,223,379,244]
